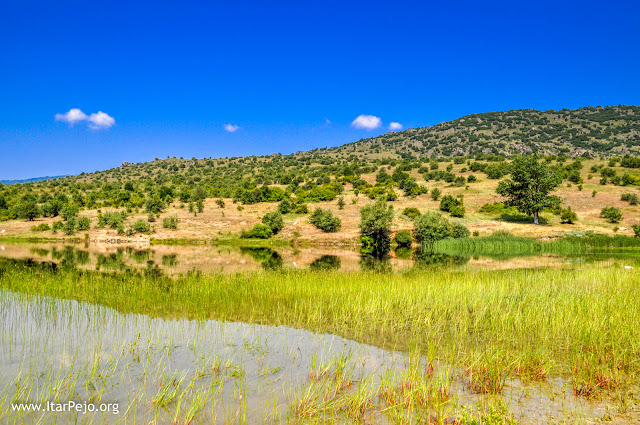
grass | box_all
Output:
[1,259,639,406]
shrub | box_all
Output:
[293,203,309,214]
[560,207,578,224]
[451,222,470,238]
[147,212,156,222]
[76,216,91,231]
[262,211,284,235]
[216,199,226,208]
[394,230,413,247]
[132,219,152,234]
[430,188,441,201]
[60,205,79,221]
[359,199,394,256]
[31,223,51,232]
[449,205,465,218]
[337,196,345,210]
[309,208,342,232]
[633,224,640,238]
[600,206,623,224]
[241,223,273,239]
[467,175,477,183]
[162,216,179,230]
[413,212,469,244]
[52,221,64,232]
[621,193,638,205]
[63,218,76,235]
[277,199,292,214]
[97,211,127,229]
[401,207,421,219]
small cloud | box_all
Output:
[388,122,403,131]
[87,111,115,129]
[55,108,114,130]
[351,114,381,130]
[325,118,332,125]
[55,108,87,125]
[224,123,240,133]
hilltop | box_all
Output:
[328,105,640,159]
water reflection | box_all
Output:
[0,241,638,275]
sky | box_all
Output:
[1,1,639,180]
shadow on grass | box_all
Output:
[496,213,549,225]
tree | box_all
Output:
[359,199,394,257]
[262,211,284,235]
[16,201,40,221]
[413,211,469,245]
[496,155,562,225]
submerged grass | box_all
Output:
[1,258,639,404]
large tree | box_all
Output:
[497,155,562,225]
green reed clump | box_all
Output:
[1,260,639,399]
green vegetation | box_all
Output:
[497,155,562,225]
[359,199,394,256]
[600,206,623,223]
[393,230,413,247]
[1,261,638,408]
[413,212,470,245]
[162,216,179,230]
[261,211,284,235]
[401,207,421,219]
[308,208,341,233]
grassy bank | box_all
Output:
[1,260,638,402]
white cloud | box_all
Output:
[325,118,332,125]
[351,114,381,130]
[55,108,114,130]
[87,111,115,129]
[224,123,240,133]
[388,122,403,131]
[55,108,87,125]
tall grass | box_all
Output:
[1,259,639,401]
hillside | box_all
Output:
[1,105,640,242]
[329,105,640,159]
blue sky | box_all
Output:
[1,1,639,180]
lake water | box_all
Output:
[0,241,638,275]
[0,290,613,424]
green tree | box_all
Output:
[16,201,40,221]
[262,211,284,235]
[60,205,79,221]
[359,199,394,257]
[496,155,562,225]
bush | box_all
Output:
[277,199,292,214]
[52,221,64,232]
[401,207,421,219]
[63,218,76,235]
[131,219,152,234]
[30,223,51,232]
[560,207,578,224]
[449,205,465,218]
[621,193,638,205]
[451,222,470,238]
[309,208,342,232]
[413,211,469,244]
[241,223,273,239]
[394,230,413,247]
[98,211,127,229]
[430,188,441,201]
[162,216,179,230]
[76,216,91,231]
[600,206,623,223]
[60,205,79,221]
[467,175,477,183]
[262,211,284,235]
[633,224,640,238]
[216,199,226,208]
[293,203,309,214]
[359,199,394,256]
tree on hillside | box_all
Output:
[496,155,562,225]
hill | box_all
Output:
[328,105,640,159]
[1,105,639,242]
[0,175,68,185]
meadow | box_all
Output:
[1,258,639,423]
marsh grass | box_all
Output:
[1,259,639,405]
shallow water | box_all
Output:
[1,241,638,275]
[0,290,615,424]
